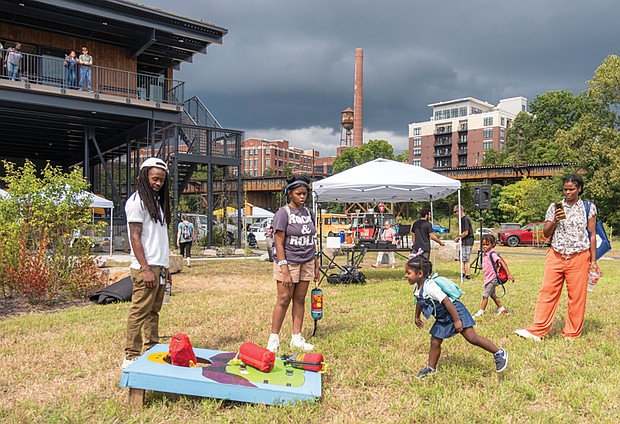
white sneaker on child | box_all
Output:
[290,333,314,351]
[267,333,280,353]
[474,310,485,318]
[497,307,508,315]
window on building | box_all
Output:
[483,128,493,138]
[266,159,270,166]
[413,148,422,156]
[500,128,505,138]
[265,149,270,156]
[413,127,421,135]
[413,137,421,146]
[460,134,468,143]
[501,117,505,126]
[483,117,493,126]
[500,140,505,149]
[412,159,421,166]
[471,107,482,114]
[483,140,493,150]
[295,154,300,160]
[459,107,468,116]
[254,148,258,155]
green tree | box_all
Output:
[332,139,394,173]
[394,150,409,163]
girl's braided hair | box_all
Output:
[137,166,171,225]
[406,257,433,279]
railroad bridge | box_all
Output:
[187,162,579,211]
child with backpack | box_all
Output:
[473,234,514,317]
[406,257,508,378]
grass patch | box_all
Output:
[1,247,619,422]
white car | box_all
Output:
[475,228,495,236]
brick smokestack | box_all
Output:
[353,48,363,148]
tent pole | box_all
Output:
[457,190,462,283]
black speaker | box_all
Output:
[474,184,491,210]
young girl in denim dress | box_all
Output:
[406,257,508,378]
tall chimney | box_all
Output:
[353,48,363,148]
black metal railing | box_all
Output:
[0,49,185,105]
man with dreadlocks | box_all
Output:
[122,157,172,369]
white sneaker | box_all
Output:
[474,310,485,318]
[497,307,508,315]
[514,328,541,342]
[290,333,314,351]
[267,333,279,353]
[122,357,137,369]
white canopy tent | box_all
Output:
[313,158,463,273]
[313,158,461,203]
[83,192,114,256]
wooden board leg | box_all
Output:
[128,388,145,407]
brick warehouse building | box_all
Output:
[408,97,527,169]
[241,138,335,177]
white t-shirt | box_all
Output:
[125,192,170,269]
[414,279,447,303]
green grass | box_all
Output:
[1,246,619,423]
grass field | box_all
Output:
[1,245,619,423]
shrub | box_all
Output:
[0,160,106,303]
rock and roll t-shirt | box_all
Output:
[272,205,316,264]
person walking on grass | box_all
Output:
[515,174,600,342]
[177,214,195,268]
[473,234,514,318]
[122,157,172,369]
[406,257,508,378]
[371,220,396,269]
[453,205,474,279]
[267,175,319,353]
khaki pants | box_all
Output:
[526,249,589,339]
[125,266,167,359]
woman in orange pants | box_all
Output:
[515,174,600,341]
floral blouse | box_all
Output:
[546,198,596,256]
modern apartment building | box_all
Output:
[408,97,527,169]
[242,138,334,177]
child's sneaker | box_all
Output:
[267,333,279,353]
[415,365,436,378]
[290,333,313,351]
[494,349,508,372]
[474,309,485,318]
[514,328,542,341]
[497,307,508,315]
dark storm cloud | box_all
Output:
[139,0,620,153]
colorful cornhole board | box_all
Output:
[119,344,322,406]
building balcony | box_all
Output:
[434,126,452,135]
[458,124,468,132]
[434,149,451,158]
[457,137,468,144]
[458,148,468,155]
[0,49,185,110]
[434,137,452,146]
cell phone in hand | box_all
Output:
[554,201,564,211]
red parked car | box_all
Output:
[497,222,548,247]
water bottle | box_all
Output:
[587,268,601,292]
[161,271,171,304]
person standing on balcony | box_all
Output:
[77,46,93,92]
[64,50,78,89]
[122,157,172,369]
[4,42,22,81]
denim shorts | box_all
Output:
[461,245,473,261]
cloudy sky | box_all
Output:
[141,0,619,156]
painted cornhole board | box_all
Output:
[119,344,321,406]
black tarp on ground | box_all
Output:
[89,275,133,304]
